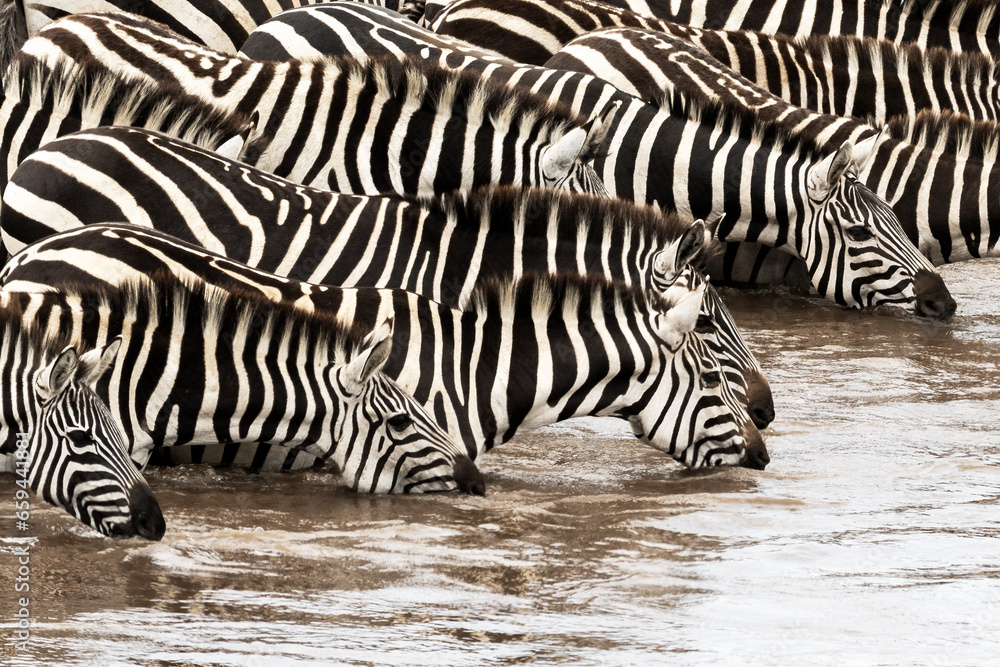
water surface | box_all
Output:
[2,260,999,666]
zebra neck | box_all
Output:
[0,328,45,455]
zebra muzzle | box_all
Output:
[738,424,770,470]
[127,483,166,540]
[454,455,486,496]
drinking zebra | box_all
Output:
[0,319,165,539]
[0,268,485,496]
[547,27,1000,267]
[18,11,614,198]
[427,0,1000,59]
[0,124,774,427]
[1,224,770,470]
[234,2,956,318]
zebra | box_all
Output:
[0,123,774,427]
[0,0,422,73]
[1,268,486,496]
[428,0,1000,59]
[19,11,615,199]
[546,27,1000,268]
[1,223,771,471]
[233,2,957,319]
[0,49,253,260]
[509,5,1000,123]
[0,316,166,539]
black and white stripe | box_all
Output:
[235,2,955,318]
[1,268,483,497]
[0,311,165,539]
[2,224,769,470]
[0,123,774,426]
[20,11,614,198]
[427,0,1000,61]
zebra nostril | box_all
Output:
[129,483,166,540]
[912,270,957,321]
[744,371,775,429]
[453,455,486,496]
[739,425,770,470]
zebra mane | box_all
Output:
[652,89,834,158]
[885,109,1000,161]
[794,33,1000,84]
[465,271,675,324]
[428,185,717,264]
[0,271,375,367]
[3,52,251,150]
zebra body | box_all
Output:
[0,50,250,243]
[21,12,613,198]
[0,0,418,72]
[0,123,773,427]
[0,316,165,539]
[236,2,954,317]
[429,0,1000,59]
[548,27,1000,267]
[514,5,1000,123]
[2,224,769,470]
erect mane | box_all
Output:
[794,33,1000,84]
[885,109,1000,161]
[326,54,588,135]
[650,89,838,158]
[0,271,375,366]
[4,52,251,150]
[428,184,716,258]
[464,271,675,324]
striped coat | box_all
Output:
[2,224,769,470]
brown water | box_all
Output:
[2,260,999,666]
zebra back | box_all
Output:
[22,11,614,198]
[1,223,767,470]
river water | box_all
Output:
[1,260,999,666]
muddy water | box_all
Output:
[2,260,1000,666]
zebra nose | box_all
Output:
[454,455,486,496]
[129,483,166,540]
[912,269,957,321]
[739,424,770,470]
[744,370,775,429]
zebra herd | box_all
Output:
[0,0,991,540]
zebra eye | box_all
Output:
[67,429,92,445]
[387,414,413,432]
[701,371,722,389]
[694,314,715,334]
[845,226,875,242]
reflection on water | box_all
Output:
[2,260,1000,666]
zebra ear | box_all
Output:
[807,141,853,200]
[214,112,258,161]
[78,337,123,386]
[542,127,588,182]
[658,282,706,349]
[344,317,395,393]
[850,127,884,173]
[581,99,621,159]
[36,346,80,399]
[652,220,705,283]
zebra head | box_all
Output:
[802,131,956,319]
[650,220,775,429]
[628,281,769,470]
[329,317,485,496]
[539,101,618,197]
[26,338,165,540]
